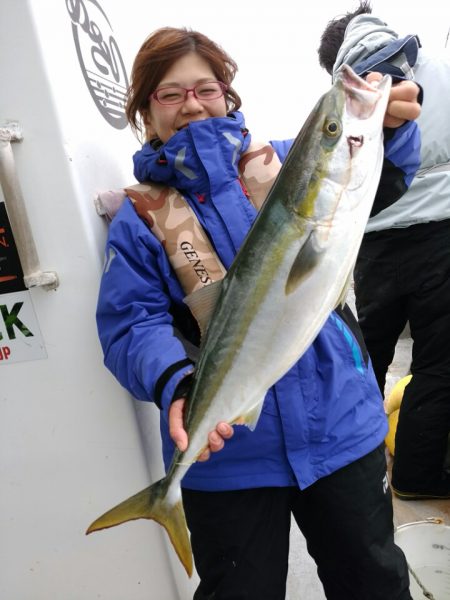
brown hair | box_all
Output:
[126,27,242,140]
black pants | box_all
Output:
[354,220,450,492]
[182,446,411,600]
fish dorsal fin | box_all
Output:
[285,230,323,295]
[334,269,353,309]
[183,281,223,339]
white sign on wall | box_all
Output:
[0,291,47,364]
[0,201,47,364]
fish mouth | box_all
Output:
[336,64,391,119]
[347,135,363,158]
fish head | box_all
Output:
[286,65,391,227]
[325,64,392,204]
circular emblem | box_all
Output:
[66,0,129,129]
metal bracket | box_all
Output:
[0,122,59,291]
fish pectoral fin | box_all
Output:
[286,231,323,295]
[86,479,193,577]
[183,280,223,340]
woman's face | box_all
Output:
[146,52,228,143]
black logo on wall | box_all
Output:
[66,0,129,129]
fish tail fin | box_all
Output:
[86,479,193,577]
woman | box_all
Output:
[97,27,420,599]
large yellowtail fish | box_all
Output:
[87,65,392,576]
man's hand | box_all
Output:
[169,398,234,461]
[366,72,421,128]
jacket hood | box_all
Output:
[333,15,398,79]
[333,15,421,85]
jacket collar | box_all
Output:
[133,111,252,191]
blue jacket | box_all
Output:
[97,111,418,491]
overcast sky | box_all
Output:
[112,0,449,141]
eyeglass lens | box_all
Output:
[154,82,225,105]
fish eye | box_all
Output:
[323,119,341,138]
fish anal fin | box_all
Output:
[233,399,265,431]
[286,231,322,295]
[86,479,193,577]
[184,281,222,340]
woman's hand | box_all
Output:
[366,72,421,128]
[169,398,234,461]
